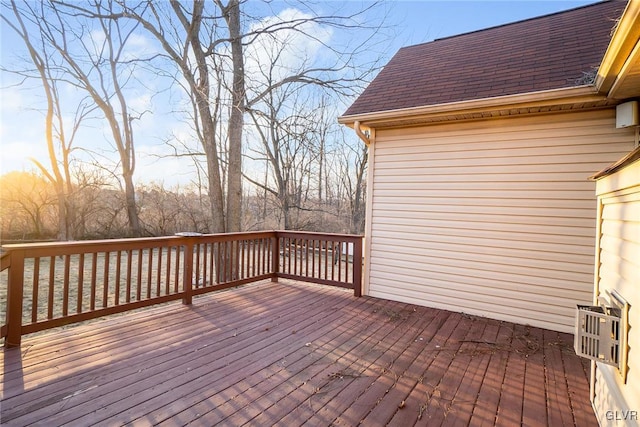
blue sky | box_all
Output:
[0,0,597,185]
[389,1,596,46]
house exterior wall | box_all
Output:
[592,156,640,427]
[365,109,635,333]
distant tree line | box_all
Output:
[0,158,365,242]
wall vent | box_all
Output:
[574,305,621,367]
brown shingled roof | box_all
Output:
[343,1,626,117]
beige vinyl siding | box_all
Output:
[592,160,640,427]
[367,109,635,332]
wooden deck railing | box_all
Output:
[0,231,362,346]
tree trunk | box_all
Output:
[122,168,141,237]
[223,0,244,234]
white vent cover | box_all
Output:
[616,101,639,128]
[574,305,621,367]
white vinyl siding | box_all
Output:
[367,109,635,332]
[592,160,640,427]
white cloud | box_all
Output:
[242,8,335,94]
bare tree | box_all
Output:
[4,0,146,236]
[246,91,322,229]
[1,0,97,240]
[111,0,384,232]
[335,139,368,234]
[216,0,244,234]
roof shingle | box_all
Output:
[343,1,626,117]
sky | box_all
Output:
[0,0,598,187]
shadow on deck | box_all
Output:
[0,279,596,426]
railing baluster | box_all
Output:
[222,242,227,283]
[147,248,153,298]
[77,253,84,314]
[312,240,316,279]
[261,238,265,276]
[215,242,220,284]
[194,244,201,288]
[156,247,163,295]
[90,253,97,311]
[165,247,172,295]
[331,242,335,282]
[240,240,246,279]
[353,237,363,297]
[324,241,328,280]
[202,244,208,288]
[252,239,257,276]
[236,240,241,279]
[174,246,181,293]
[32,257,40,323]
[48,256,55,319]
[208,243,215,286]
[137,249,143,300]
[183,241,193,305]
[103,252,110,308]
[62,255,71,316]
[126,250,133,303]
[345,242,350,284]
[272,236,279,282]
[293,238,298,276]
[115,251,122,306]
[287,238,292,274]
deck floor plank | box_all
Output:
[0,280,598,427]
[293,304,431,426]
[521,326,548,427]
[146,291,379,426]
[243,298,407,426]
[28,285,351,426]
[3,283,303,396]
[4,284,311,422]
[307,305,438,427]
[334,309,452,426]
[543,328,581,427]
[359,311,467,426]
[466,322,515,427]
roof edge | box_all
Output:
[590,145,640,180]
[595,0,640,95]
[338,86,603,127]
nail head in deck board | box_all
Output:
[1,280,597,426]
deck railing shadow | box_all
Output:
[0,231,363,346]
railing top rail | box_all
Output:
[275,231,363,241]
[195,231,277,242]
[0,251,10,272]
[0,236,183,257]
[0,230,282,253]
[0,230,362,259]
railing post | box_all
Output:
[271,233,279,282]
[5,250,24,347]
[183,240,193,305]
[353,238,363,297]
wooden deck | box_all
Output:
[1,279,596,426]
